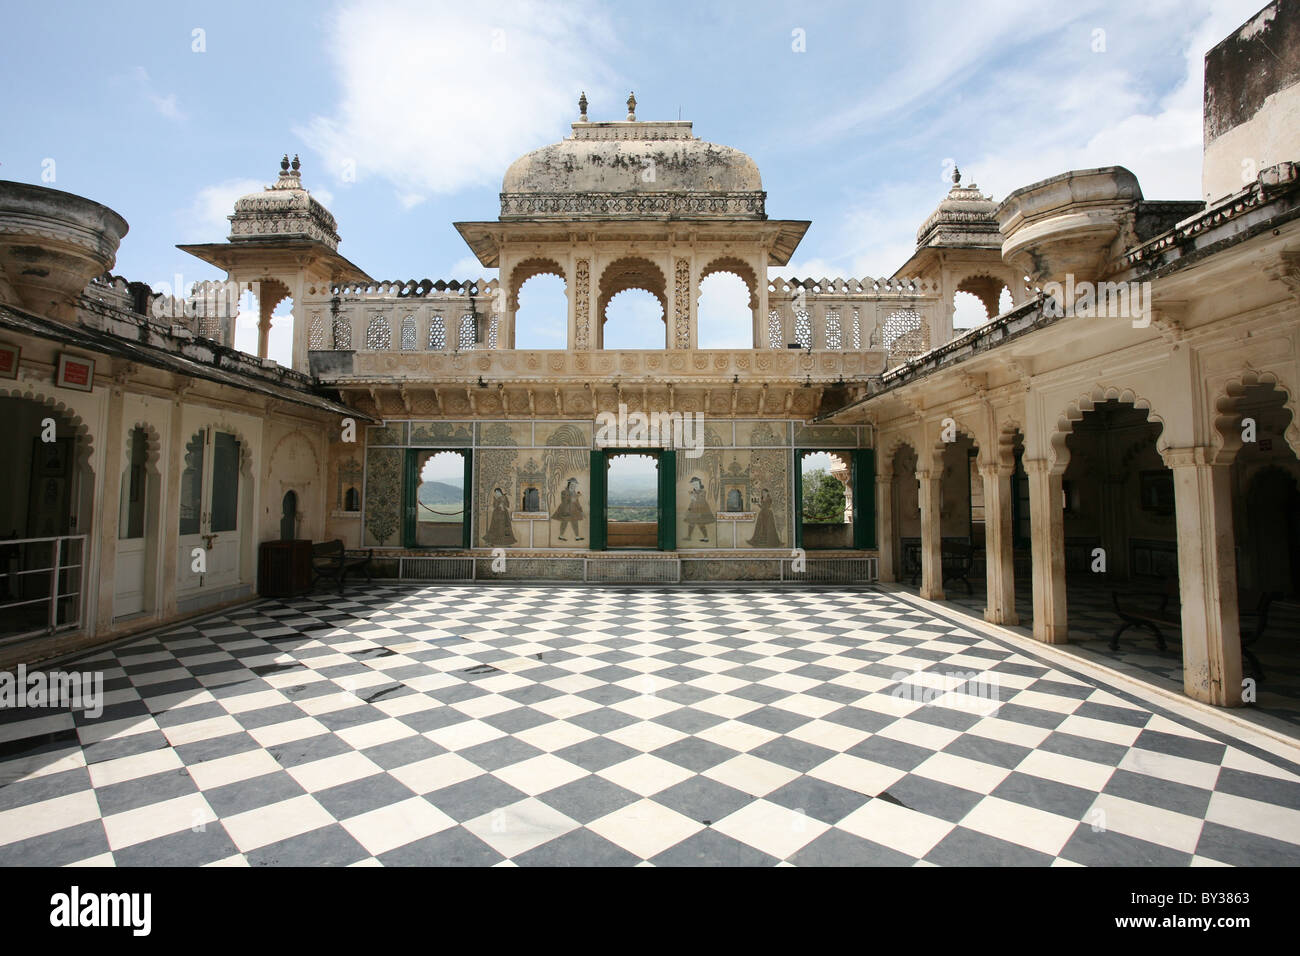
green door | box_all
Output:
[589,449,606,551]
[853,448,876,549]
[657,450,676,552]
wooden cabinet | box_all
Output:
[258,540,313,598]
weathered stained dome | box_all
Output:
[228,155,341,249]
[499,93,766,221]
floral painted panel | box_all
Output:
[363,447,403,547]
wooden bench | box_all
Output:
[311,540,374,595]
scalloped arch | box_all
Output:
[1210,369,1300,464]
[0,385,96,472]
[124,420,163,474]
[1050,385,1166,473]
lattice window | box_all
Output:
[458,312,476,349]
[768,310,782,348]
[852,308,861,349]
[826,309,842,350]
[883,309,929,364]
[488,313,499,349]
[308,312,327,350]
[794,309,811,349]
[400,314,417,350]
[333,314,352,349]
[198,314,222,343]
[366,314,392,350]
[428,313,446,350]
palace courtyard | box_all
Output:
[2,584,1297,867]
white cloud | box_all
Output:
[186,178,262,242]
[297,0,620,204]
[132,67,185,122]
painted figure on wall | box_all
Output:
[552,477,584,542]
[683,476,715,542]
[747,487,782,547]
[483,487,516,546]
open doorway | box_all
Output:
[409,449,469,548]
[606,452,659,549]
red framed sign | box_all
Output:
[0,343,18,380]
[55,353,95,392]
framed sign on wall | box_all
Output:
[55,353,94,392]
[0,343,19,379]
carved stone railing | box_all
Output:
[313,347,887,384]
[313,278,503,353]
[764,276,942,352]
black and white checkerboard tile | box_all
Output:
[2,585,1299,866]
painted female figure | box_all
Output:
[551,477,585,542]
[483,487,516,546]
[747,487,782,548]
[683,476,715,542]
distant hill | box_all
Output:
[418,481,464,505]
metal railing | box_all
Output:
[0,535,87,645]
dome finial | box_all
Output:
[281,154,290,173]
[952,165,961,186]
[578,91,588,122]
[291,154,301,172]
[626,92,636,122]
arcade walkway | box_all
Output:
[2,585,1298,866]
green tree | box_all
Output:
[803,470,846,523]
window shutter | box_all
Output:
[589,449,606,551]
[853,448,876,550]
[462,451,474,550]
[657,450,676,552]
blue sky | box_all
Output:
[1,0,1263,360]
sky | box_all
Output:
[0,0,1264,362]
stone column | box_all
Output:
[1164,446,1243,706]
[160,395,185,618]
[981,459,1018,625]
[256,283,274,360]
[876,465,896,582]
[94,386,126,631]
[1025,457,1067,642]
[918,464,944,601]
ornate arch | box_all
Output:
[1210,368,1300,465]
[698,256,759,311]
[596,257,668,335]
[1050,385,1167,474]
[879,432,920,476]
[508,257,567,312]
[989,418,1025,469]
[268,428,322,478]
[124,419,163,474]
[955,271,1009,321]
[0,384,96,472]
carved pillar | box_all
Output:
[573,258,591,350]
[980,460,1018,625]
[918,463,944,601]
[672,257,692,350]
[160,395,185,618]
[1025,458,1067,643]
[289,277,308,372]
[1163,446,1243,706]
[877,465,896,582]
[94,385,126,632]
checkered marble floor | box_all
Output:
[933,577,1300,730]
[2,585,1300,866]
